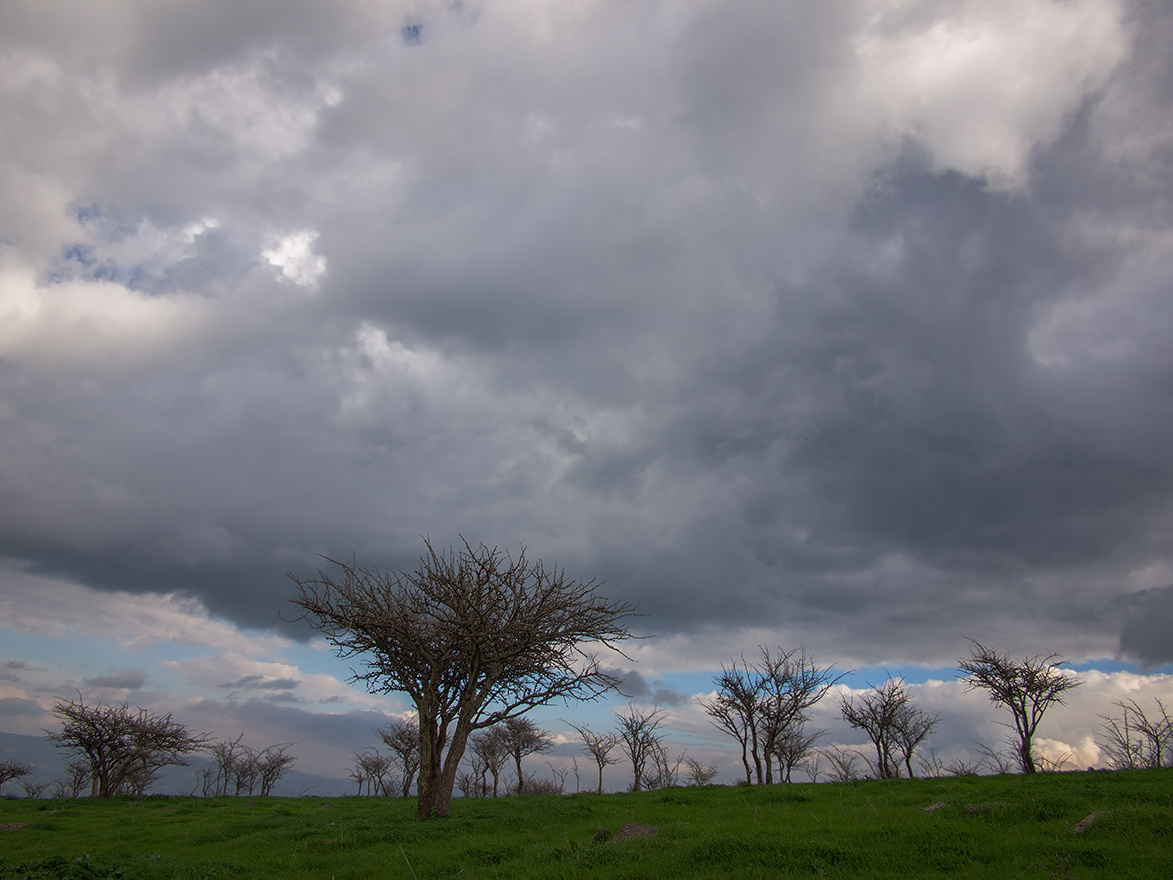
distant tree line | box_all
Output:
[17,538,1168,804]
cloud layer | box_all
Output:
[2,0,1172,672]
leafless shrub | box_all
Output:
[683,755,719,786]
[821,746,863,783]
[1098,699,1173,770]
[20,779,51,799]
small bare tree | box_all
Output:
[614,705,666,792]
[377,718,420,797]
[704,647,842,784]
[1098,698,1172,770]
[256,744,296,796]
[568,723,620,794]
[0,760,33,796]
[840,679,937,780]
[289,537,637,819]
[499,716,552,796]
[53,760,90,798]
[546,761,569,794]
[353,750,394,796]
[469,726,509,797]
[958,640,1081,775]
[642,742,684,791]
[46,696,206,797]
[771,721,825,783]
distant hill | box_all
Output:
[0,730,352,798]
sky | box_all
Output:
[2,0,1173,793]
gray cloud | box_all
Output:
[1,0,1171,669]
[1117,586,1173,667]
[82,669,146,690]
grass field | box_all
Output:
[1,769,1169,878]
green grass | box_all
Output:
[1,770,1169,878]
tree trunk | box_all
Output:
[415,713,445,819]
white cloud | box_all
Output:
[855,0,1129,189]
[263,229,327,288]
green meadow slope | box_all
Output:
[1,769,1169,878]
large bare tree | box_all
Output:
[46,696,206,797]
[958,640,1081,774]
[289,537,637,818]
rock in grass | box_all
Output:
[608,822,658,843]
[962,802,1013,814]
[1070,810,1110,834]
[923,801,947,812]
[590,828,612,844]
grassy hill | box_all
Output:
[1,769,1169,878]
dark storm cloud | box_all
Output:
[1117,586,1173,667]
[609,669,691,707]
[1,0,1171,667]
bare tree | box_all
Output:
[840,679,937,780]
[455,767,480,798]
[469,726,509,797]
[353,750,394,796]
[704,647,842,784]
[256,744,297,796]
[703,661,760,784]
[1098,698,1173,770]
[957,640,1081,774]
[53,760,90,798]
[642,741,684,791]
[45,696,206,797]
[682,755,719,786]
[546,761,569,794]
[377,717,421,798]
[499,716,552,796]
[0,760,33,796]
[568,723,620,794]
[771,721,825,783]
[614,705,666,792]
[289,537,637,819]
[348,752,368,796]
[893,701,939,779]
